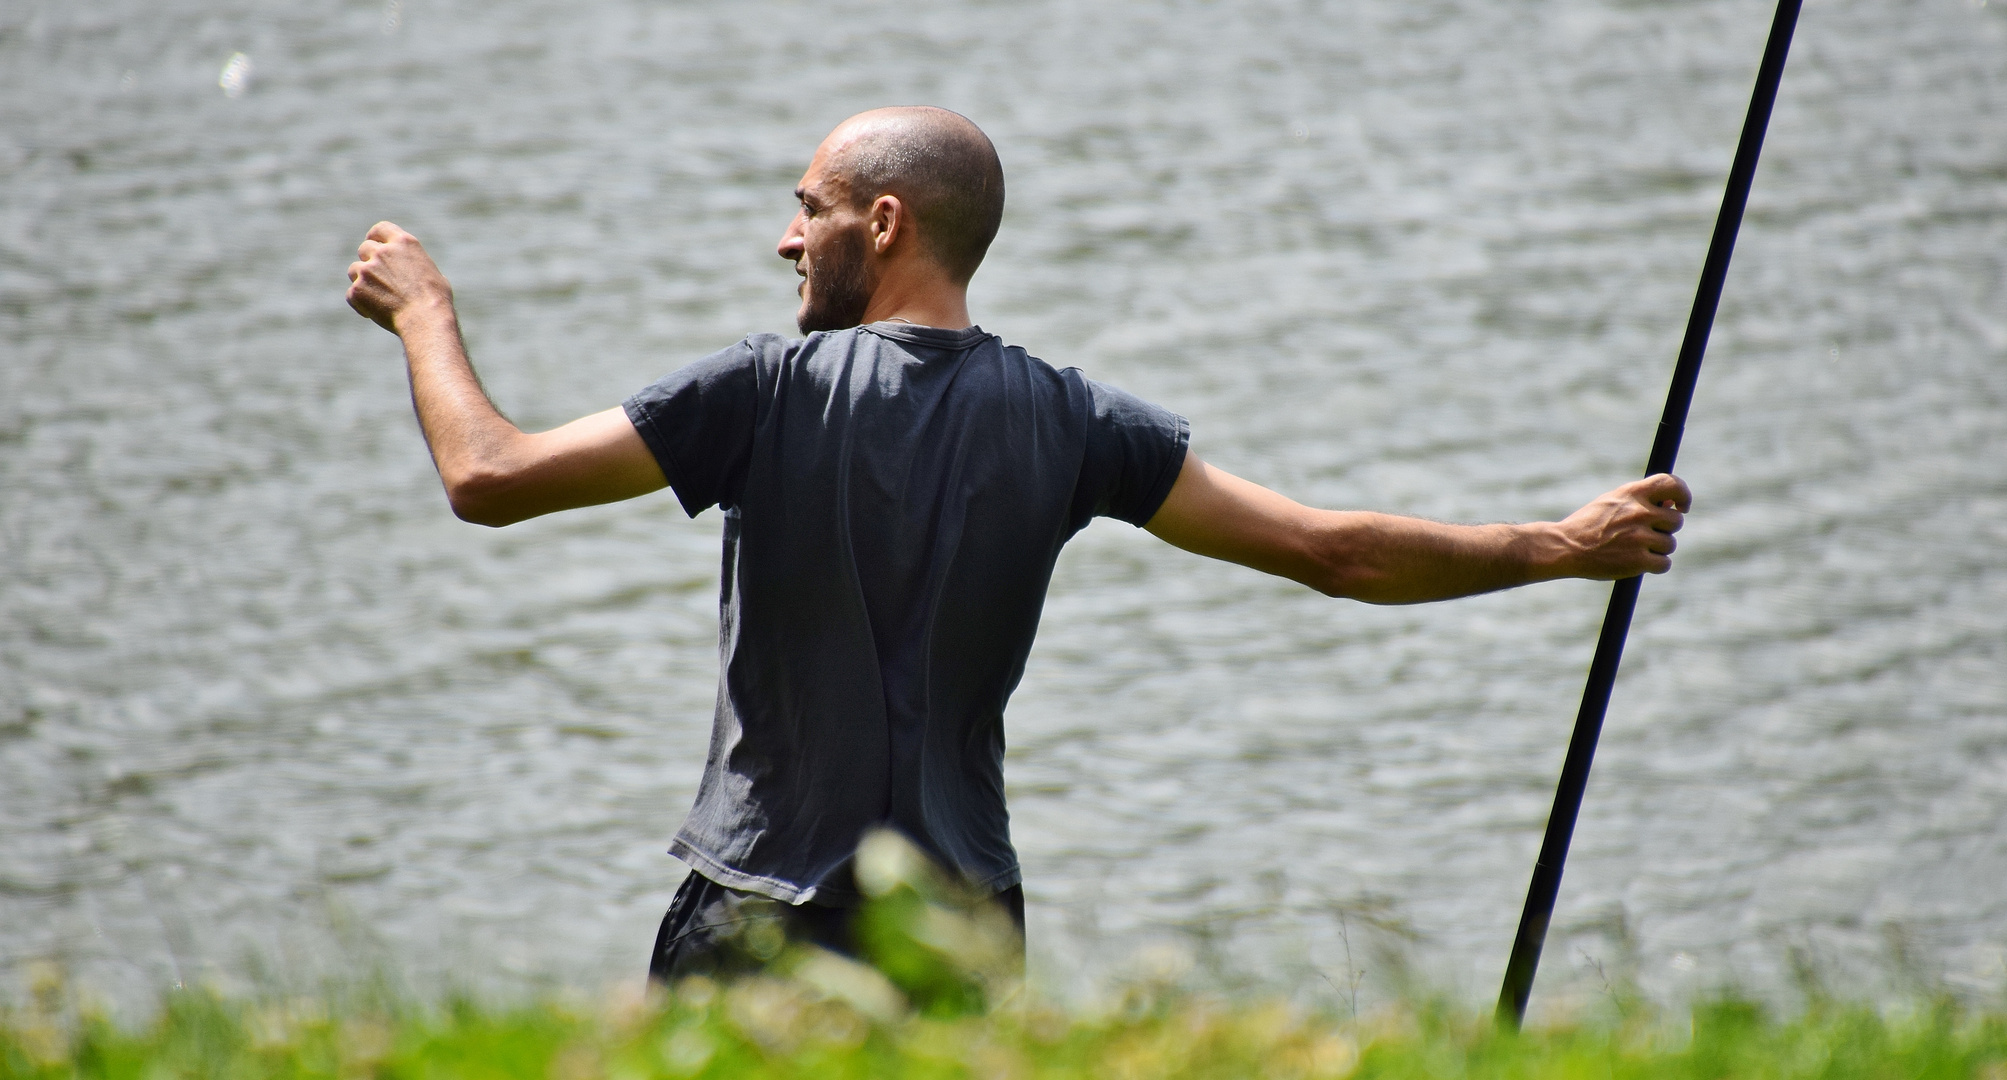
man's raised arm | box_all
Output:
[1145,451,1690,605]
[346,222,666,527]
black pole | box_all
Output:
[1495,0,1803,1030]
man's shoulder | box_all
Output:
[738,331,803,364]
[720,325,1108,405]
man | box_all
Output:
[345,107,1689,982]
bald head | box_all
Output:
[822,108,1004,285]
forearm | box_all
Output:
[348,222,668,527]
[392,301,535,520]
[1298,511,1572,604]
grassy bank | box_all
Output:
[6,975,2006,1079]
[8,839,2003,1077]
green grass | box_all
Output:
[7,838,2005,1078]
[7,973,2006,1080]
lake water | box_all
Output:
[3,0,2005,1018]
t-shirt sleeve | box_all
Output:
[622,340,764,517]
[1078,378,1190,527]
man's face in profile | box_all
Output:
[782,159,877,334]
[795,215,873,334]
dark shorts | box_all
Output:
[646,872,1026,985]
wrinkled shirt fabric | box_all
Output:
[624,323,1188,904]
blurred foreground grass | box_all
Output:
[7,834,2004,1077]
[8,976,2006,1080]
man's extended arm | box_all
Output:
[346,222,666,527]
[1145,452,1689,604]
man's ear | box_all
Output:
[868,194,905,255]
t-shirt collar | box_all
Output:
[859,322,991,349]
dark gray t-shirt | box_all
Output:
[624,323,1188,904]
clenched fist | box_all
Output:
[346,221,453,334]
[1554,473,1691,579]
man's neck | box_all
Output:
[858,275,972,330]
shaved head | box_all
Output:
[823,107,1005,285]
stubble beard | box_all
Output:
[795,226,875,334]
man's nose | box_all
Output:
[777,214,806,261]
